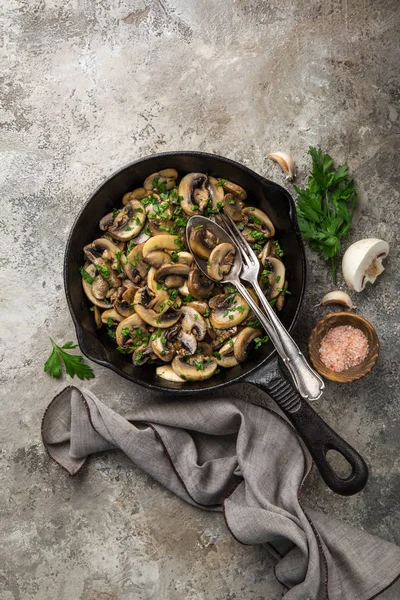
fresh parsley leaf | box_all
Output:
[44,338,95,380]
[295,146,357,283]
[80,267,95,284]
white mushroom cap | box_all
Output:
[342,238,389,292]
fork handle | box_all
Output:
[233,280,325,401]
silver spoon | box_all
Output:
[187,215,324,401]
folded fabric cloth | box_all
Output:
[42,386,400,600]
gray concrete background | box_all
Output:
[1,1,399,598]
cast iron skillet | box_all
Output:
[64,151,368,496]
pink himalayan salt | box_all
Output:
[319,325,369,372]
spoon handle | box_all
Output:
[233,279,325,401]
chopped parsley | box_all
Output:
[80,267,95,284]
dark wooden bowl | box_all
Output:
[308,312,379,383]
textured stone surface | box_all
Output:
[1,1,399,598]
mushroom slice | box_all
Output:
[187,268,214,299]
[101,308,124,324]
[114,286,138,318]
[156,365,184,382]
[143,250,171,268]
[222,180,247,200]
[92,275,109,300]
[84,238,121,263]
[144,169,178,192]
[186,300,208,315]
[234,327,263,362]
[93,305,103,329]
[154,263,191,283]
[264,257,286,300]
[209,293,249,329]
[142,234,181,258]
[177,331,198,355]
[179,281,191,296]
[176,251,193,266]
[151,332,175,362]
[207,243,236,281]
[208,176,225,206]
[116,313,146,349]
[148,219,175,237]
[223,193,245,222]
[134,287,181,328]
[99,212,115,231]
[181,306,207,340]
[171,356,218,381]
[130,230,151,245]
[189,227,218,259]
[342,238,389,292]
[108,200,146,241]
[124,242,149,283]
[208,326,237,348]
[165,275,185,288]
[132,342,154,366]
[81,263,110,309]
[242,207,275,239]
[122,187,149,205]
[276,281,289,311]
[215,337,239,368]
[178,173,209,215]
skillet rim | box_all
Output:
[64,150,307,394]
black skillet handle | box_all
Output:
[245,356,369,496]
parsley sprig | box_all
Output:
[44,338,95,380]
[295,146,357,283]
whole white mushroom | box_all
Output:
[342,238,389,292]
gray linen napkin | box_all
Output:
[42,386,400,600]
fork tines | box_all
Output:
[217,210,258,267]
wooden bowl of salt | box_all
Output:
[308,312,379,383]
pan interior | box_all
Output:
[64,152,306,393]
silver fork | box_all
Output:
[217,210,325,401]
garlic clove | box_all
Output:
[342,238,389,292]
[318,291,354,309]
[268,152,296,181]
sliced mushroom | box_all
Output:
[259,241,280,264]
[81,263,110,309]
[215,337,238,368]
[178,172,209,215]
[187,268,214,299]
[114,286,138,318]
[176,251,193,266]
[264,257,286,300]
[276,281,288,311]
[154,263,191,283]
[208,326,238,349]
[143,169,178,192]
[124,242,149,283]
[208,176,225,205]
[177,331,198,355]
[99,212,115,231]
[223,193,245,222]
[130,230,151,245]
[108,200,146,241]
[122,187,149,205]
[165,275,185,288]
[207,243,236,281]
[171,356,218,381]
[181,306,207,340]
[222,180,247,200]
[156,365,184,382]
[142,234,181,258]
[186,300,208,315]
[196,341,213,356]
[132,342,154,366]
[242,207,275,239]
[189,227,218,259]
[234,327,263,362]
[115,313,146,349]
[94,305,103,329]
[84,238,121,264]
[134,287,181,328]
[148,219,175,237]
[101,308,124,324]
[92,275,109,300]
[151,332,175,362]
[209,293,249,329]
[143,250,171,268]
